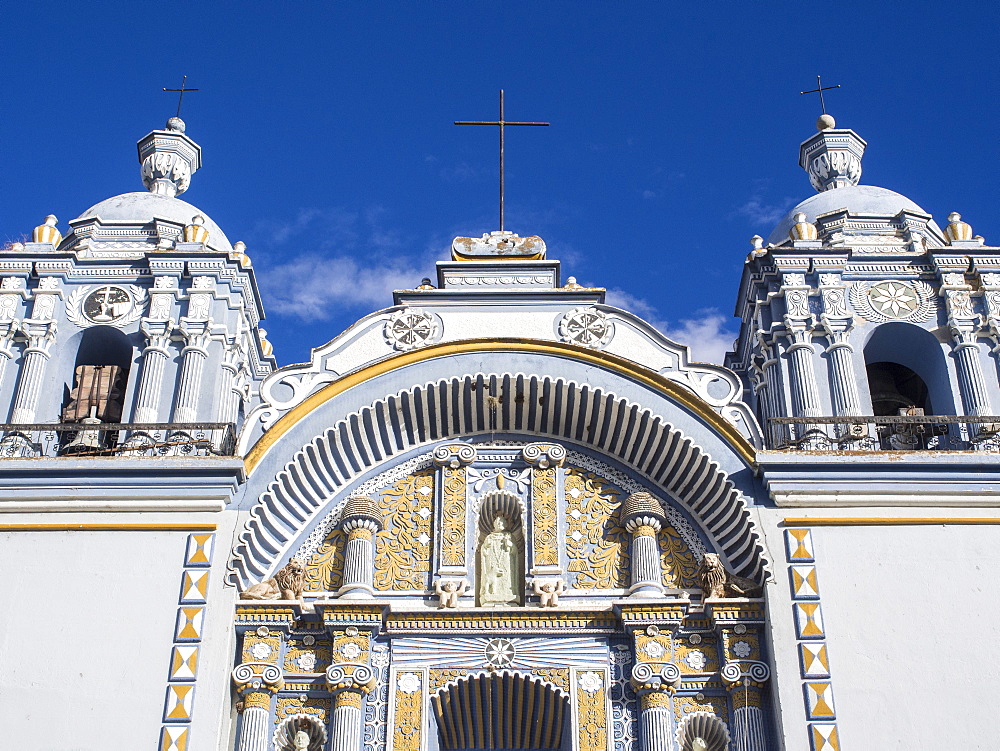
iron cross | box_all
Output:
[163,75,201,119]
[455,90,549,232]
[800,75,841,115]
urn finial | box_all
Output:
[136,119,203,197]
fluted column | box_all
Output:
[953,336,992,417]
[330,689,364,751]
[326,664,376,751]
[621,492,667,597]
[786,335,821,419]
[10,320,56,424]
[638,691,676,751]
[631,661,681,751]
[172,320,210,423]
[338,495,384,598]
[722,665,768,751]
[216,344,242,423]
[232,661,283,751]
[134,319,173,423]
[825,339,862,416]
[235,690,272,751]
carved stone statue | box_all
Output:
[240,559,306,601]
[697,553,762,599]
[478,516,522,606]
[533,577,565,607]
[434,578,469,608]
[293,731,310,751]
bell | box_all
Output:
[61,407,105,455]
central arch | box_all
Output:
[228,373,769,588]
[432,672,569,751]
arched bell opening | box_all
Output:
[431,672,570,751]
[865,361,930,416]
[862,322,956,416]
[60,326,135,455]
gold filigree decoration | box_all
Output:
[576,674,608,751]
[393,680,423,751]
[374,471,435,591]
[284,644,332,674]
[531,668,570,692]
[304,528,346,592]
[241,635,281,664]
[531,467,559,566]
[673,695,728,724]
[441,467,467,566]
[332,632,371,664]
[659,525,699,588]
[429,669,467,692]
[565,470,629,588]
[274,696,331,723]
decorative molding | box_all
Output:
[559,306,614,349]
[849,279,935,323]
[66,283,147,328]
[229,375,767,589]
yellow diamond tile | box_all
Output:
[810,723,840,751]
[185,533,215,567]
[179,571,210,604]
[164,684,195,721]
[799,643,829,678]
[805,682,836,719]
[160,726,189,751]
[790,565,820,599]
[169,646,199,681]
[785,528,814,561]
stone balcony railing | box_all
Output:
[0,422,237,458]
[767,415,1000,452]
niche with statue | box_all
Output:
[475,489,525,607]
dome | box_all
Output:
[767,185,938,245]
[74,192,233,252]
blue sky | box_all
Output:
[4,1,1000,366]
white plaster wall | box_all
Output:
[758,511,1000,749]
[817,523,1000,748]
[0,529,187,750]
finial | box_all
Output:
[33,215,62,246]
[259,329,273,357]
[183,215,210,244]
[816,114,836,131]
[230,241,252,268]
[417,278,435,290]
[750,235,764,250]
[799,124,866,192]
[945,212,974,243]
[564,276,584,289]
[789,212,819,242]
[137,120,202,197]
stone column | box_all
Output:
[337,495,384,598]
[638,691,676,751]
[172,319,210,423]
[819,275,861,418]
[621,492,667,597]
[326,665,376,751]
[10,320,56,424]
[216,343,242,423]
[825,337,861,416]
[134,319,173,423]
[952,334,992,417]
[232,663,283,751]
[721,662,770,751]
[631,662,680,751]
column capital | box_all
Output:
[630,660,681,692]
[232,661,284,694]
[720,659,771,689]
[521,442,566,469]
[325,662,376,695]
[432,443,477,468]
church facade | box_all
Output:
[2,112,998,751]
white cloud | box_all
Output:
[605,288,736,365]
[662,309,737,365]
[263,254,426,321]
[733,180,794,228]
